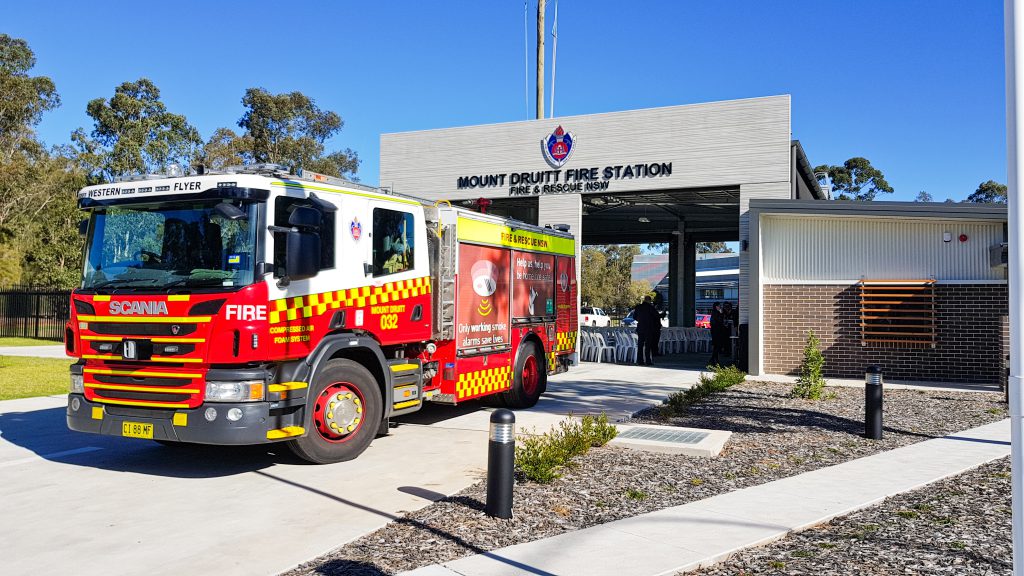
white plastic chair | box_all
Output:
[592,330,615,363]
[580,330,595,362]
[668,327,687,354]
[681,328,696,353]
[696,328,712,353]
[615,330,637,363]
[659,327,677,354]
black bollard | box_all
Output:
[485,409,515,519]
[865,365,883,440]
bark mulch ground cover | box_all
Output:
[692,456,1011,575]
[282,382,1006,576]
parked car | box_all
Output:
[695,314,711,329]
[579,306,611,327]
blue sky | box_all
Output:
[7,0,1006,201]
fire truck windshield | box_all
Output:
[81,200,259,292]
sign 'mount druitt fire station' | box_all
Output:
[455,123,673,196]
[457,162,674,196]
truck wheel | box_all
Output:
[502,341,546,409]
[288,359,382,464]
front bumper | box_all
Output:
[67,395,305,445]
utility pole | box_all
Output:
[1007,1,1024,574]
[549,0,558,119]
[536,0,545,120]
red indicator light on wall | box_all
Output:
[959,234,968,243]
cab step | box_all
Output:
[388,359,423,416]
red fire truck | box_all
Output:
[65,165,578,463]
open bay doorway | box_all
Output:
[579,239,739,371]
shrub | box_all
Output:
[791,330,826,399]
[658,364,747,417]
[625,488,648,500]
[515,413,618,483]
[515,434,568,483]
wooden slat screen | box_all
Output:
[859,279,936,348]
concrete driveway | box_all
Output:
[0,361,699,576]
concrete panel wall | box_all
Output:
[380,95,793,202]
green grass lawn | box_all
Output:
[0,356,73,400]
[0,337,63,347]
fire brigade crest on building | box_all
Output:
[542,125,575,168]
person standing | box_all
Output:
[709,302,725,366]
[633,295,659,366]
[722,302,735,358]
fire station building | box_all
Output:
[379,95,1010,384]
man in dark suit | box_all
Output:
[709,302,725,366]
[633,295,660,365]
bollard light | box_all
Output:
[865,365,883,440]
[866,365,883,386]
[485,409,515,519]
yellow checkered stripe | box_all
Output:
[456,366,512,399]
[556,331,578,353]
[549,331,578,370]
[269,277,432,324]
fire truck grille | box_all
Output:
[84,366,204,408]
[88,342,197,357]
[88,323,198,336]
[96,390,193,403]
[104,406,176,419]
[93,374,193,387]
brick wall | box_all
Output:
[763,284,1008,384]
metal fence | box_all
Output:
[0,286,72,341]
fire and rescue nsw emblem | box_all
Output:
[350,217,362,241]
[542,125,575,168]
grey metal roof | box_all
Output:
[749,199,1007,220]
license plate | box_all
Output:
[122,421,153,439]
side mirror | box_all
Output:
[78,219,88,236]
[285,231,320,281]
[214,202,247,221]
[288,206,321,229]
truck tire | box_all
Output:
[502,341,546,409]
[288,358,382,464]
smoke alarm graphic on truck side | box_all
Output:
[64,166,577,463]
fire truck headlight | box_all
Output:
[205,381,265,402]
[70,373,84,394]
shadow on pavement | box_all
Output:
[1,359,701,478]
[0,406,303,478]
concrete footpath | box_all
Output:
[404,418,1011,576]
[0,345,68,358]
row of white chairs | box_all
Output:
[579,328,636,363]
[659,327,712,354]
[578,326,712,363]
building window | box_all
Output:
[702,288,724,300]
[273,196,335,277]
[373,208,415,277]
[860,280,936,347]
